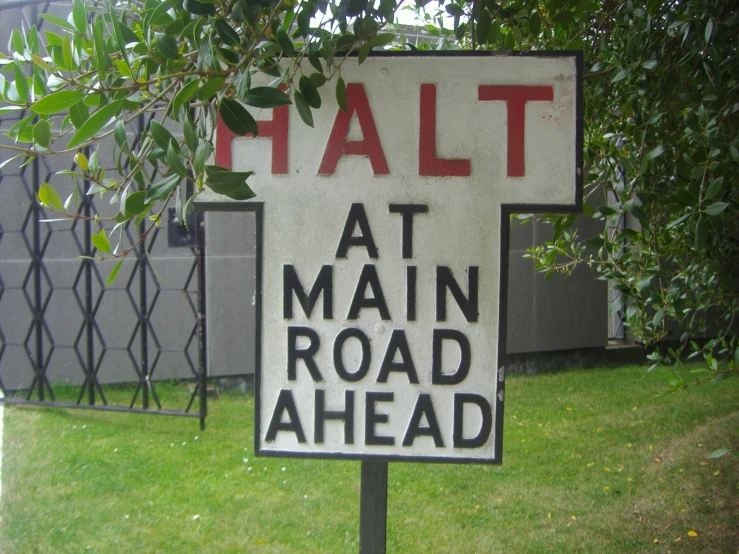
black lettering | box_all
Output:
[436,266,479,322]
[265,389,307,443]
[314,389,355,445]
[377,329,419,384]
[407,265,417,321]
[287,326,323,381]
[347,264,391,320]
[365,391,395,446]
[402,394,444,447]
[453,393,492,448]
[432,329,471,385]
[283,264,333,319]
[389,204,428,259]
[336,203,378,259]
[333,328,371,382]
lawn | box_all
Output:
[1,365,738,553]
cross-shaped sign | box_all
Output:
[197,52,582,464]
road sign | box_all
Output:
[197,52,582,464]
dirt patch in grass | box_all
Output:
[620,410,739,554]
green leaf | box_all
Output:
[198,76,226,101]
[612,69,630,83]
[39,13,77,32]
[704,18,714,44]
[219,98,258,136]
[69,100,89,129]
[92,17,108,80]
[75,152,88,171]
[590,61,606,73]
[13,64,28,103]
[183,0,216,16]
[30,54,52,72]
[242,87,291,109]
[646,144,665,160]
[184,118,198,154]
[114,120,128,150]
[215,19,240,47]
[92,229,112,254]
[109,5,133,78]
[529,12,541,36]
[33,119,51,148]
[583,235,604,248]
[38,182,64,212]
[31,91,85,115]
[145,173,181,203]
[173,79,201,119]
[294,91,313,127]
[704,177,723,200]
[67,100,123,149]
[167,142,190,178]
[205,165,255,200]
[149,120,178,152]
[72,0,87,36]
[0,155,23,171]
[106,260,123,285]
[156,32,180,59]
[704,202,728,216]
[309,73,327,88]
[276,27,295,56]
[299,75,321,109]
[641,59,658,70]
[707,448,730,459]
[194,142,213,176]
[336,76,347,112]
[308,53,323,74]
[652,308,665,327]
[694,215,707,249]
[124,190,150,216]
[665,213,691,230]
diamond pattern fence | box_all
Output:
[0,0,207,426]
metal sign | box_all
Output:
[198,52,582,464]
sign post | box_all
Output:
[197,51,582,549]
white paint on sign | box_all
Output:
[198,53,582,463]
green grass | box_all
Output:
[2,365,738,553]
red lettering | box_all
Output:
[419,84,470,177]
[478,85,553,177]
[215,104,289,174]
[318,84,389,175]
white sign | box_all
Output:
[199,52,582,463]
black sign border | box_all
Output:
[196,49,583,464]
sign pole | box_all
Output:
[360,461,388,554]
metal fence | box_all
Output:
[0,0,207,426]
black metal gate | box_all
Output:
[0,0,207,427]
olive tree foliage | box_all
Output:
[0,0,397,278]
[415,0,738,402]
